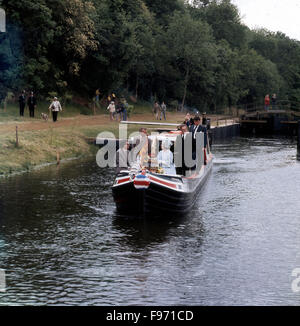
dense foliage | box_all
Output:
[1,0,300,111]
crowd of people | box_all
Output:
[115,112,210,176]
[106,94,169,123]
[18,90,62,122]
[106,93,129,122]
[109,98,168,122]
[116,129,177,175]
[182,112,209,130]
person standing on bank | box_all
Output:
[153,101,160,120]
[19,90,26,117]
[123,99,128,121]
[160,101,167,120]
[107,101,116,121]
[27,91,37,118]
[49,97,62,122]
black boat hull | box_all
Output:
[112,159,213,216]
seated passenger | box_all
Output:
[157,140,176,175]
[116,141,130,174]
[179,124,189,134]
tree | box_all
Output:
[49,0,97,76]
[237,49,283,105]
[197,0,247,49]
[249,29,300,103]
[163,11,217,108]
[144,0,185,25]
[2,0,56,93]
[209,40,242,110]
[0,23,23,100]
[0,0,299,112]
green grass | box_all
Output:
[0,99,155,121]
[0,127,96,176]
[0,101,94,121]
[0,99,182,177]
[0,115,144,177]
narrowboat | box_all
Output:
[112,123,213,216]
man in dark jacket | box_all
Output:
[202,112,207,126]
[27,91,37,118]
[189,116,208,167]
[19,90,26,117]
[189,116,207,148]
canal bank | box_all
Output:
[0,125,98,177]
[210,123,240,143]
[0,114,240,177]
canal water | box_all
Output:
[0,137,300,306]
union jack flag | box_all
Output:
[134,174,150,189]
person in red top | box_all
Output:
[265,94,270,110]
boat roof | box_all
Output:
[148,131,182,142]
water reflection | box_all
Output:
[112,214,196,250]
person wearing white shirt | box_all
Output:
[49,97,62,122]
[157,140,176,175]
[107,101,116,121]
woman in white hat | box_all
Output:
[157,139,176,175]
[49,97,62,122]
[107,101,116,121]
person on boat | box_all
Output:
[157,140,176,175]
[116,141,130,174]
[189,116,195,127]
[132,128,152,168]
[183,113,191,128]
[190,116,207,143]
[202,112,207,126]
[179,124,189,133]
[190,116,208,166]
[175,125,189,176]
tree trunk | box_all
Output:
[135,75,139,100]
[181,66,190,110]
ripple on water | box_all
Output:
[0,139,300,305]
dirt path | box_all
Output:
[0,115,108,133]
[0,112,232,135]
[0,112,189,134]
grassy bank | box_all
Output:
[0,99,154,122]
[0,101,231,177]
[0,100,176,176]
[0,119,147,176]
[0,127,89,176]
